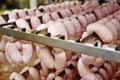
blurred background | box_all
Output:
[0,0,87,13]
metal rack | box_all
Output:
[0,24,120,63]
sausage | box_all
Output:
[14,74,25,80]
[27,9,35,17]
[36,24,48,31]
[17,9,27,18]
[94,57,106,67]
[5,42,23,64]
[47,73,55,80]
[77,58,96,80]
[48,22,60,38]
[110,18,120,40]
[54,21,68,40]
[10,72,18,80]
[105,22,118,44]
[0,36,7,51]
[16,18,31,30]
[30,16,41,29]
[52,48,66,70]
[99,68,109,80]
[65,50,73,61]
[38,44,54,69]
[0,52,6,62]
[89,13,97,23]
[81,54,96,65]
[35,10,43,17]
[70,7,78,14]
[93,7,103,20]
[63,68,74,80]
[8,12,18,20]
[49,4,56,12]
[78,15,88,29]
[55,76,63,80]
[70,17,82,38]
[51,12,60,21]
[109,61,118,72]
[84,14,92,25]
[54,3,61,10]
[86,23,113,43]
[104,62,114,78]
[64,9,72,17]
[40,61,50,77]
[95,74,103,80]
[42,13,52,24]
[22,43,33,64]
[63,18,76,37]
[29,67,40,80]
[59,9,68,18]
[43,6,50,12]
[20,66,30,74]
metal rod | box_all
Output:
[0,25,120,62]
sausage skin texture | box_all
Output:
[86,23,113,43]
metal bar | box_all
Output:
[0,26,120,62]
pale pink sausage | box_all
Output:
[17,9,27,18]
[64,9,72,17]
[49,4,56,12]
[14,74,25,80]
[84,14,92,25]
[16,18,31,30]
[29,67,40,80]
[60,2,66,9]
[63,18,76,37]
[48,23,60,37]
[5,42,23,64]
[47,72,55,80]
[20,66,30,74]
[70,17,82,38]
[110,18,120,40]
[35,10,43,17]
[27,9,35,17]
[38,44,54,69]
[51,12,60,21]
[74,5,82,12]
[54,21,68,40]
[37,24,48,31]
[59,9,68,18]
[8,12,18,20]
[70,7,78,14]
[52,48,66,70]
[10,72,18,80]
[40,61,49,77]
[89,13,97,23]
[43,6,50,12]
[78,15,88,29]
[30,16,41,29]
[22,43,33,64]
[93,8,103,20]
[14,41,22,50]
[86,23,113,43]
[77,58,96,80]
[42,13,52,24]
[105,22,118,43]
[54,3,61,10]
